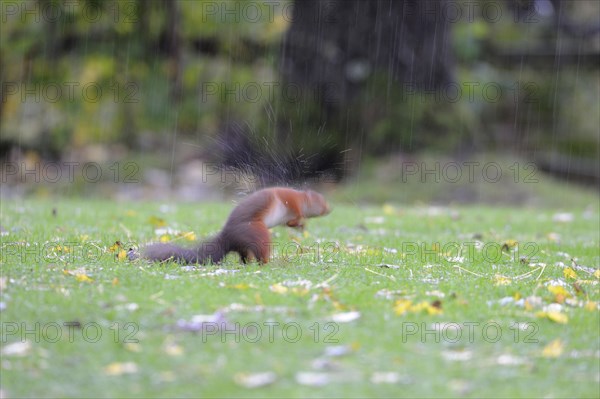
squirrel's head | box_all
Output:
[305,190,331,216]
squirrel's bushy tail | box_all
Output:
[141,233,228,264]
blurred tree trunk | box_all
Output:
[280,0,454,107]
[270,0,455,178]
[164,0,182,103]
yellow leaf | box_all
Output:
[292,287,309,296]
[180,232,196,241]
[116,249,127,261]
[394,299,413,315]
[75,274,93,283]
[230,283,250,290]
[104,362,138,376]
[163,343,183,357]
[584,301,597,311]
[410,302,429,313]
[124,343,141,352]
[536,311,568,324]
[548,285,571,303]
[149,216,166,227]
[594,269,600,279]
[426,303,443,315]
[541,339,564,358]
[563,267,578,279]
[159,235,171,243]
[382,204,396,215]
[365,248,382,256]
[502,240,518,251]
[269,284,288,294]
[109,241,123,253]
[494,275,511,286]
[548,285,569,296]
[303,230,310,239]
[112,278,119,286]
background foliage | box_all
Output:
[1,0,598,191]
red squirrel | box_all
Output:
[140,187,330,264]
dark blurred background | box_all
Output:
[1,0,598,202]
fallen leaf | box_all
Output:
[295,372,331,386]
[163,342,183,357]
[548,285,571,303]
[116,249,127,261]
[382,204,396,215]
[541,339,564,358]
[563,267,578,280]
[148,216,166,227]
[552,213,573,223]
[109,241,123,253]
[497,354,526,365]
[229,283,252,290]
[330,311,361,323]
[494,275,511,286]
[393,299,412,315]
[234,372,277,388]
[104,362,138,376]
[75,273,93,283]
[159,235,171,243]
[394,299,442,315]
[370,372,403,384]
[269,283,288,294]
[536,311,568,324]
[179,231,197,241]
[1,341,31,357]
[323,345,353,357]
[442,350,472,362]
[124,343,142,353]
[410,301,443,315]
[502,240,518,251]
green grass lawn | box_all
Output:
[1,199,599,398]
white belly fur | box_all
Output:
[263,197,290,228]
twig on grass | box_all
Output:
[364,267,396,281]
